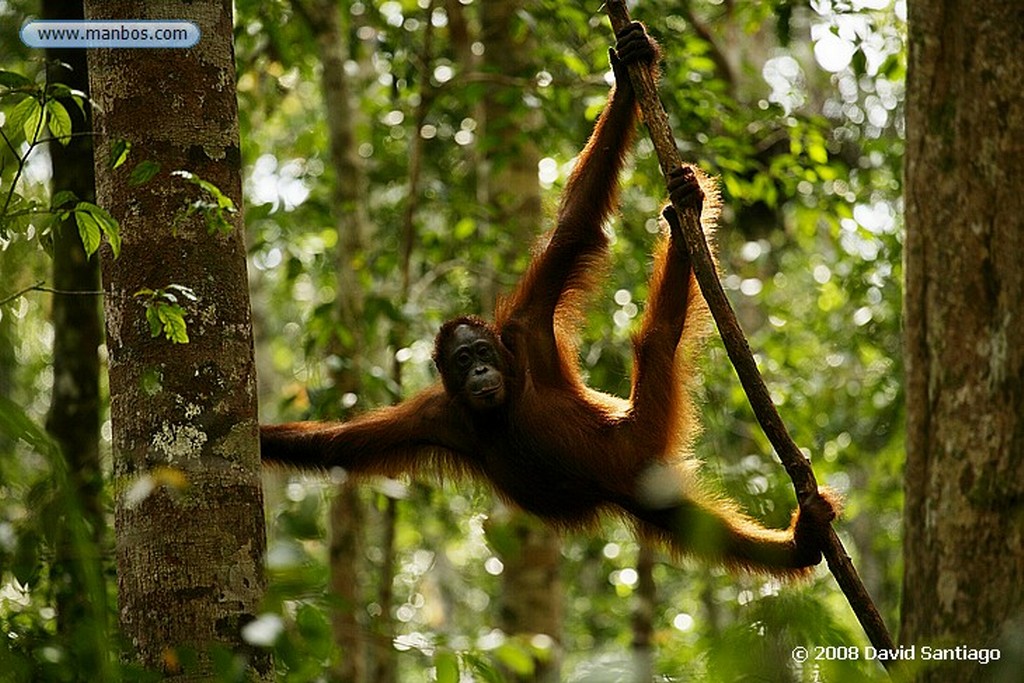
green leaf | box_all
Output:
[195,176,236,211]
[91,202,120,259]
[45,83,89,117]
[808,140,829,165]
[562,52,588,77]
[879,54,903,80]
[435,651,459,683]
[137,289,191,342]
[172,170,237,235]
[13,533,40,587]
[74,206,102,256]
[494,642,535,675]
[73,202,121,258]
[8,96,39,142]
[464,653,503,683]
[0,70,34,89]
[789,136,804,157]
[129,160,161,185]
[295,603,331,642]
[157,303,189,343]
[208,212,233,235]
[23,98,45,142]
[453,217,475,240]
[101,214,121,258]
[0,195,40,238]
[143,301,190,343]
[51,189,78,210]
[145,306,162,338]
[45,99,73,142]
[47,82,74,99]
[69,93,87,118]
[111,139,131,169]
[209,646,245,681]
[0,395,60,460]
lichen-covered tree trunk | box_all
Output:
[901,2,1024,681]
[85,1,268,677]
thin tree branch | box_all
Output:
[604,0,897,666]
[0,280,105,306]
[0,280,46,307]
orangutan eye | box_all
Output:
[475,343,495,362]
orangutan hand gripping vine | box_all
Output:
[261,23,837,575]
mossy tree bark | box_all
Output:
[902,2,1024,680]
[85,1,269,677]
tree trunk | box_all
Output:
[328,484,367,683]
[477,2,563,681]
[295,1,374,680]
[901,2,1024,681]
[42,0,107,664]
[85,1,268,677]
[478,0,544,310]
[491,510,563,683]
[631,544,656,682]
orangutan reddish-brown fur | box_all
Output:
[260,22,837,576]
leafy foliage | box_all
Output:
[0,395,115,680]
[70,201,120,258]
[1,0,908,680]
[0,66,121,253]
[134,285,197,344]
[172,170,238,236]
[242,1,906,679]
